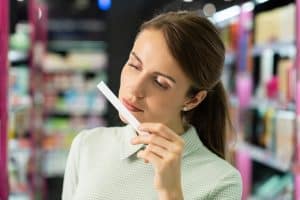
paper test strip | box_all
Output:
[97,81,148,135]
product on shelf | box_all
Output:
[43,72,108,115]
[216,1,298,199]
[42,51,108,72]
[8,20,35,199]
[9,23,30,52]
[254,4,295,45]
[41,115,106,177]
[253,173,293,199]
[38,38,109,179]
[8,66,33,199]
[8,139,32,194]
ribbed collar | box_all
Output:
[119,125,203,160]
[119,125,144,160]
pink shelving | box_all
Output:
[0,0,9,199]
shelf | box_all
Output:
[41,149,68,178]
[9,97,31,113]
[48,19,106,32]
[237,142,291,172]
[10,104,30,113]
[249,98,296,111]
[252,42,296,57]
[41,66,106,73]
[9,193,31,200]
[48,40,107,52]
[42,51,108,73]
[45,108,105,117]
[232,94,296,110]
[249,193,293,200]
[229,95,295,111]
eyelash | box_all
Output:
[154,79,169,90]
[128,63,170,90]
[128,63,140,70]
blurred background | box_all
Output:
[1,0,299,199]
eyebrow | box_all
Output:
[131,51,143,64]
[130,51,177,84]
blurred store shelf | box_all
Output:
[41,149,69,177]
[237,142,291,172]
[252,42,296,57]
[9,193,31,200]
[45,108,105,117]
[48,40,107,52]
[9,96,31,113]
[41,51,108,73]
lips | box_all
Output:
[122,98,143,112]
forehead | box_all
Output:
[133,29,175,67]
[132,29,189,82]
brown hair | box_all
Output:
[140,11,232,159]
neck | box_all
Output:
[170,119,186,136]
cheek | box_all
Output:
[120,66,127,83]
[119,67,128,95]
[120,67,134,86]
[145,97,183,124]
[149,93,184,114]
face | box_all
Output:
[118,29,193,133]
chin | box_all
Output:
[118,112,145,124]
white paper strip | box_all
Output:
[97,81,148,135]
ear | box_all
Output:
[183,90,207,111]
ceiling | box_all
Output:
[9,0,296,33]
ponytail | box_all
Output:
[185,82,232,159]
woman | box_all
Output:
[62,11,242,200]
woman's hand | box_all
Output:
[131,123,185,200]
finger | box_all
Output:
[142,158,149,163]
[131,134,172,150]
[146,144,171,159]
[137,150,161,166]
[138,123,180,141]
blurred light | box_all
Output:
[256,0,269,4]
[98,0,111,11]
[75,0,89,10]
[9,50,27,62]
[183,0,193,2]
[213,5,241,23]
[17,0,24,2]
[203,3,216,17]
[38,7,42,20]
[242,2,254,12]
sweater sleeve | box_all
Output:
[208,170,243,200]
[62,131,84,200]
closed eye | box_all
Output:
[128,62,171,90]
[128,63,141,71]
[154,77,170,90]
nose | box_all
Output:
[129,74,146,99]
